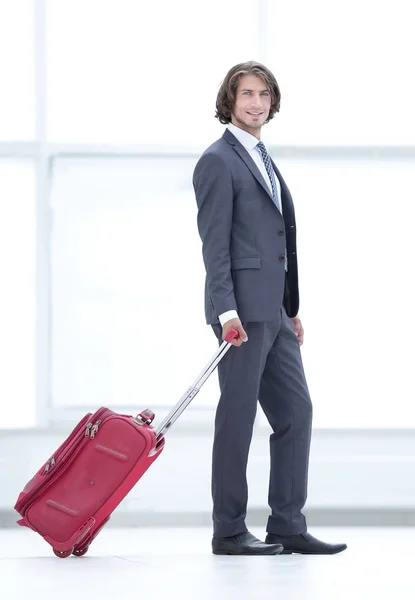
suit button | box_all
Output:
[278,230,284,236]
[279,254,285,262]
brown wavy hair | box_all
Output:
[215,61,281,125]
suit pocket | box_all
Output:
[231,257,262,270]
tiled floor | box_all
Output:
[0,526,414,600]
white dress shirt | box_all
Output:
[227,123,282,203]
[217,124,284,327]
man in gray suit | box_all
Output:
[193,61,347,556]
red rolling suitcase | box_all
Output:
[14,328,238,558]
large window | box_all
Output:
[50,155,415,427]
[0,160,36,428]
[46,0,260,145]
[49,156,221,411]
[0,1,35,141]
[266,0,415,145]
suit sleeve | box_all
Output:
[193,152,238,317]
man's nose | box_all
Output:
[249,94,262,106]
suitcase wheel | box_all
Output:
[72,546,89,557]
[53,548,73,559]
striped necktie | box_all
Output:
[256,141,288,271]
[256,141,282,214]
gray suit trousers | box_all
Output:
[211,298,313,538]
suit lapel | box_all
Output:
[223,129,295,225]
[223,129,274,201]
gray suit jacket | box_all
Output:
[193,128,300,325]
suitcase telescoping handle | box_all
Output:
[154,328,239,441]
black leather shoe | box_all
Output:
[265,532,347,555]
[212,531,284,555]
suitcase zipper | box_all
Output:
[43,409,108,474]
[89,420,102,439]
[84,422,94,437]
[44,456,55,473]
[40,412,92,475]
[43,408,110,474]
[16,407,112,514]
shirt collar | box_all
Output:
[228,123,261,151]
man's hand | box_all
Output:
[291,316,304,346]
[222,318,248,347]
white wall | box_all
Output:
[2,424,415,528]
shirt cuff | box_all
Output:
[218,310,239,326]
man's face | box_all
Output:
[230,74,272,138]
